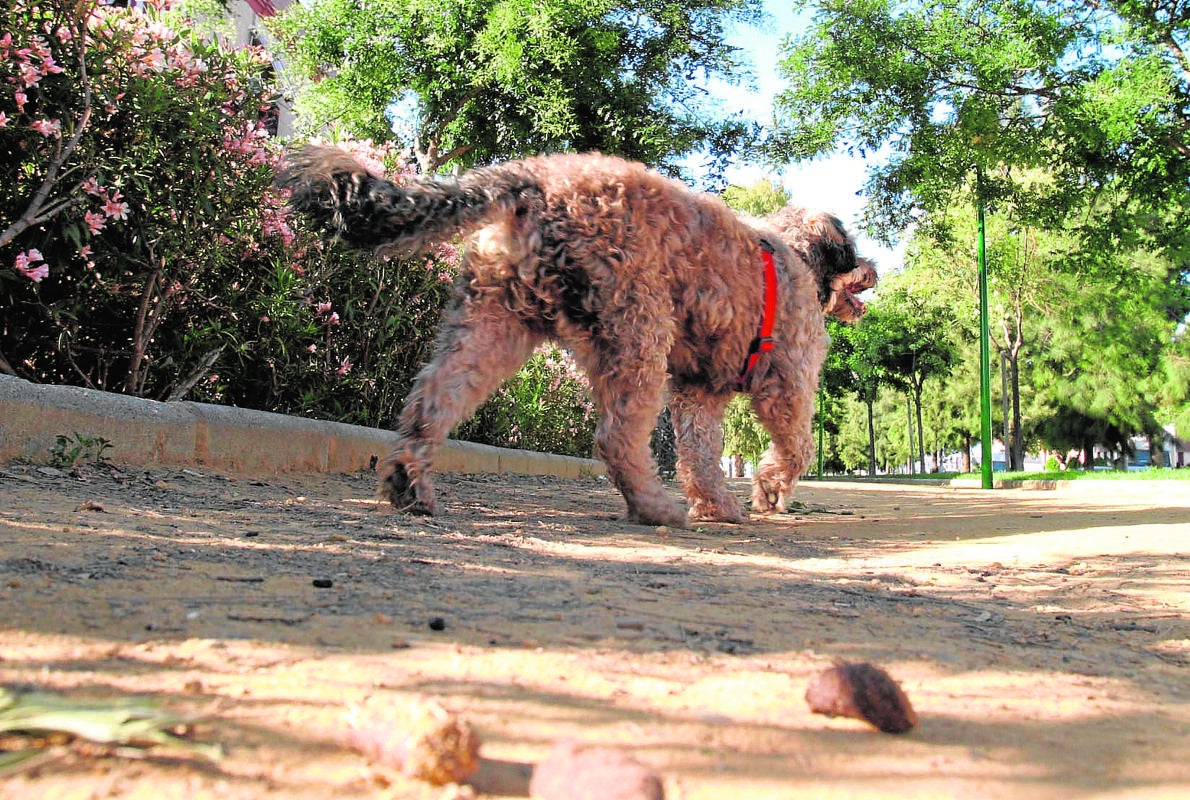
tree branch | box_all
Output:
[167,344,225,401]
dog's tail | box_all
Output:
[275,145,538,253]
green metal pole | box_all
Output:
[976,167,994,489]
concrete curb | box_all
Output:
[0,374,605,481]
[946,475,1190,498]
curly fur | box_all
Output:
[277,146,876,527]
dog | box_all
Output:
[278,147,876,527]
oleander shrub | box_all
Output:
[0,1,452,427]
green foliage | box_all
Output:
[267,0,763,175]
[720,179,790,216]
[722,394,769,466]
[49,431,111,468]
[453,345,597,459]
[2,1,279,396]
[0,685,221,764]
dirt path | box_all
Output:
[1,462,1187,799]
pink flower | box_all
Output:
[81,176,104,196]
[336,358,353,376]
[40,55,64,75]
[30,118,61,137]
[101,195,129,220]
[316,301,332,314]
[307,344,317,353]
[13,249,48,283]
[84,211,106,234]
[0,112,7,128]
[139,48,166,73]
[14,90,27,111]
[328,312,340,325]
[56,26,73,43]
[20,62,43,87]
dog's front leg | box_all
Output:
[749,377,817,515]
[585,342,689,528]
[671,386,746,523]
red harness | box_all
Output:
[736,247,778,390]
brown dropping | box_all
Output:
[530,740,664,800]
[805,661,918,734]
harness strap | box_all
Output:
[736,248,778,391]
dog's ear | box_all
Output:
[805,211,857,281]
[854,257,879,292]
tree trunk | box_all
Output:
[1000,350,1010,454]
[962,434,972,473]
[1148,434,1166,468]
[905,395,915,474]
[1009,347,1024,471]
[914,386,927,475]
[866,398,877,477]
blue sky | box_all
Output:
[717,2,906,272]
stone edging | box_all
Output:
[0,374,604,481]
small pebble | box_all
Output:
[312,578,333,588]
[428,616,446,631]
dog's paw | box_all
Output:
[751,479,788,515]
[628,501,690,529]
[688,499,747,524]
[378,457,436,515]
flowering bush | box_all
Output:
[1,0,280,393]
[0,1,453,425]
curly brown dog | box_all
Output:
[278,147,876,527]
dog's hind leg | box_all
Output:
[379,293,541,514]
[670,387,746,523]
[748,380,818,515]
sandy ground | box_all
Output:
[0,461,1187,799]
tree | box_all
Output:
[771,1,1190,242]
[1029,258,1175,467]
[1153,331,1190,463]
[722,394,769,472]
[899,190,1064,470]
[828,315,889,475]
[268,0,763,174]
[771,1,1190,471]
[869,285,959,474]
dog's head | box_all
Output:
[763,207,878,323]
